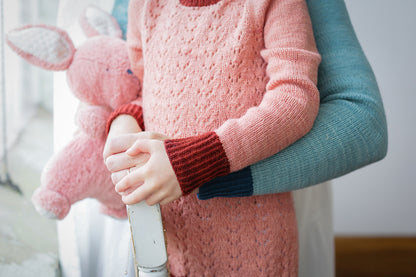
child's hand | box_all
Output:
[119,137,182,206]
[105,132,182,206]
[104,132,168,180]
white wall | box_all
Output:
[333,0,416,235]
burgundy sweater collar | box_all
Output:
[179,0,222,7]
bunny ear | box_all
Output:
[6,24,75,71]
[79,5,123,38]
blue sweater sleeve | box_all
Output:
[111,0,129,39]
[198,0,388,199]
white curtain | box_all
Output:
[53,2,135,277]
[0,0,57,161]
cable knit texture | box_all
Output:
[125,0,320,275]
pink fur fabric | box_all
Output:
[6,6,140,219]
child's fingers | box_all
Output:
[116,137,181,206]
[103,133,142,159]
[104,132,169,159]
[111,169,129,184]
[115,165,150,194]
[126,138,159,156]
[105,152,150,172]
[115,169,139,193]
[121,181,154,205]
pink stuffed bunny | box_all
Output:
[6,6,141,219]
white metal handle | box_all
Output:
[127,202,168,277]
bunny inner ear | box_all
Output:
[6,25,75,71]
[81,6,122,38]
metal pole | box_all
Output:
[127,202,168,277]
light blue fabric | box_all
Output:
[111,0,129,39]
[198,0,388,199]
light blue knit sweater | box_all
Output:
[112,0,388,199]
[197,0,388,199]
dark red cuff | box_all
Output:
[164,132,230,195]
[106,103,144,134]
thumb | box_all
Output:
[126,139,157,156]
[103,133,141,159]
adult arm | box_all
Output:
[198,0,388,199]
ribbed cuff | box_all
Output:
[197,167,254,200]
[106,103,144,134]
[164,132,230,195]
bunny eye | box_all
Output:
[127,69,133,75]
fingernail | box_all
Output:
[115,185,121,193]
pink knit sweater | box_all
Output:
[112,0,321,275]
